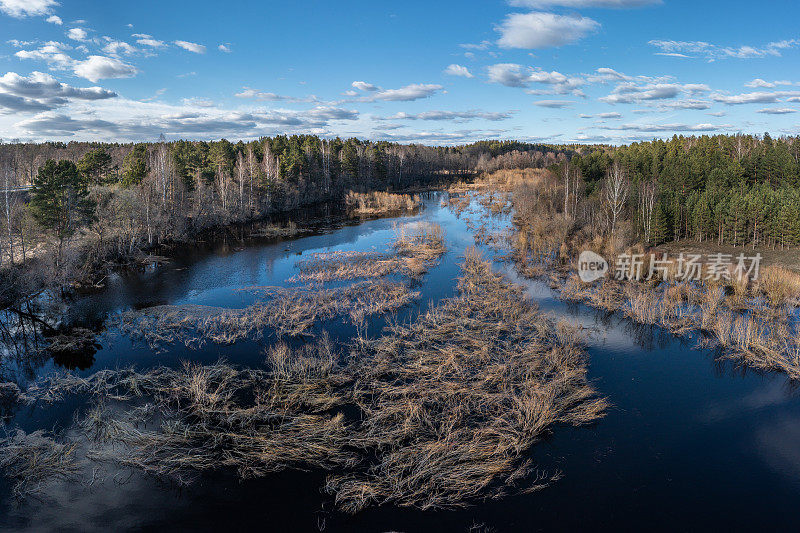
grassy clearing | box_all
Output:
[5,251,606,512]
[345,191,420,217]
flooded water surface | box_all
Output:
[2,193,800,531]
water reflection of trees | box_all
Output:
[0,308,100,382]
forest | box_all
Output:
[1,132,800,305]
[0,136,568,302]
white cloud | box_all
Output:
[745,78,793,88]
[102,39,137,57]
[73,55,138,82]
[662,99,712,110]
[373,84,443,101]
[218,44,231,53]
[67,28,89,42]
[11,97,362,140]
[712,90,800,105]
[459,40,492,50]
[352,81,379,92]
[444,64,474,78]
[496,12,599,49]
[46,14,61,24]
[509,0,659,6]
[174,40,206,54]
[0,71,116,114]
[14,41,74,69]
[487,63,584,95]
[234,87,319,103]
[600,81,708,104]
[649,39,800,60]
[349,82,443,102]
[533,99,573,108]
[757,107,796,115]
[0,0,57,18]
[133,34,166,48]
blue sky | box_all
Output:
[0,0,798,144]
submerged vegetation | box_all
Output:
[1,251,606,511]
[119,222,446,347]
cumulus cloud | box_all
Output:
[102,39,137,57]
[444,64,474,78]
[73,55,138,82]
[174,40,206,54]
[352,81,379,92]
[218,44,231,53]
[0,0,57,18]
[0,71,116,114]
[46,14,61,24]
[649,39,800,60]
[487,63,584,95]
[496,12,599,49]
[14,41,75,68]
[67,28,89,42]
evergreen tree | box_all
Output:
[29,159,95,267]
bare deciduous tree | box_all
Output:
[603,161,629,248]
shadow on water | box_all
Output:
[3,192,800,531]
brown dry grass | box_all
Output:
[6,251,606,512]
[293,222,446,283]
[346,191,420,216]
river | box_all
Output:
[1,192,800,531]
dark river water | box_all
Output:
[2,193,800,532]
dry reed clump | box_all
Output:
[477,192,511,216]
[0,430,80,498]
[117,280,419,348]
[292,222,447,283]
[4,250,606,513]
[249,221,304,239]
[442,194,472,216]
[757,266,800,307]
[345,191,420,216]
[561,276,623,313]
[557,271,800,378]
[325,248,607,512]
